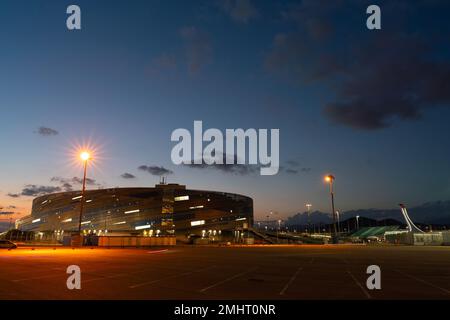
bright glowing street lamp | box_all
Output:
[77,151,90,234]
[80,151,90,161]
[356,215,360,231]
[324,174,337,242]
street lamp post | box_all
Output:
[356,215,360,231]
[77,151,90,234]
[277,219,282,243]
[9,218,13,241]
[325,175,337,243]
[306,203,312,234]
[336,210,341,234]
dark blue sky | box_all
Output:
[1,0,450,222]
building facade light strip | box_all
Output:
[189,205,204,210]
[124,209,140,214]
[62,218,72,223]
[113,221,126,225]
[81,221,91,225]
[135,224,151,230]
[174,195,189,201]
[32,218,41,223]
[190,220,205,226]
[72,195,82,200]
[235,217,246,221]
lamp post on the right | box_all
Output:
[336,210,341,234]
[324,174,338,243]
[306,203,312,234]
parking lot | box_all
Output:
[0,245,449,299]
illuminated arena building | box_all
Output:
[16,183,253,243]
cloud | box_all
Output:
[286,160,299,167]
[51,176,102,191]
[13,176,104,198]
[283,167,311,175]
[280,0,339,40]
[282,160,310,175]
[324,34,450,129]
[36,126,59,136]
[218,0,259,23]
[0,211,14,216]
[184,152,260,175]
[7,193,20,198]
[121,173,136,179]
[180,26,212,74]
[138,165,173,176]
[60,183,73,192]
[71,177,99,186]
[265,1,450,130]
[20,185,61,197]
[265,32,344,84]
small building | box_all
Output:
[385,230,445,246]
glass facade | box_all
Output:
[16,183,253,242]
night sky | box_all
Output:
[1,0,450,225]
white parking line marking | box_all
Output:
[129,265,215,289]
[146,249,168,254]
[199,267,258,293]
[83,273,127,283]
[347,270,372,299]
[12,274,64,282]
[395,269,450,295]
[279,266,302,295]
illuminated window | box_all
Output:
[174,195,189,201]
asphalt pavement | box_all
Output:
[0,244,449,300]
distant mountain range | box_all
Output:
[286,200,450,226]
